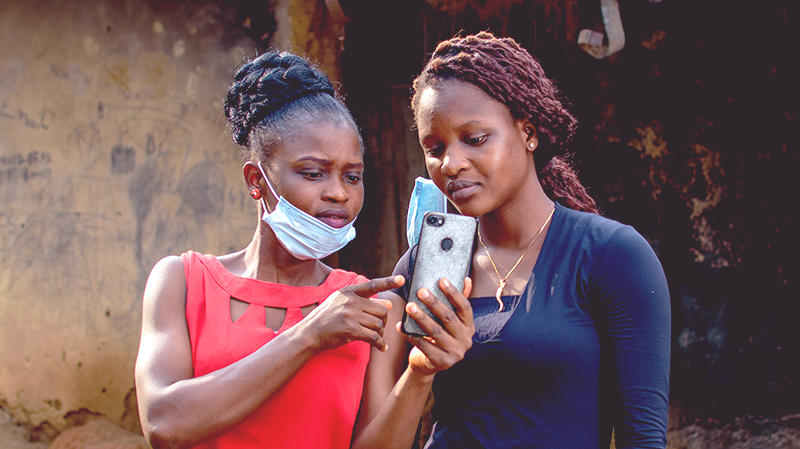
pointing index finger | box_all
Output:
[349,275,405,298]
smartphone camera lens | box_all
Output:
[427,215,445,227]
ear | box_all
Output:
[243,161,263,193]
[517,119,538,152]
[242,161,277,212]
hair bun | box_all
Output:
[225,51,335,146]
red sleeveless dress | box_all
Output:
[182,251,371,449]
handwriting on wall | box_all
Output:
[0,151,52,185]
[0,100,54,130]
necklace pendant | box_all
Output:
[495,280,506,312]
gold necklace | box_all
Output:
[478,205,555,312]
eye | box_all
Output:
[425,145,445,158]
[301,171,323,180]
[345,173,362,184]
[464,134,487,146]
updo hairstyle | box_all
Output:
[225,51,362,162]
[411,32,598,214]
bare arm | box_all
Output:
[351,276,475,449]
[134,256,401,449]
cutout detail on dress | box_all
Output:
[230,297,249,323]
[300,303,319,317]
[265,306,288,332]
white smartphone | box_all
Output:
[401,212,476,337]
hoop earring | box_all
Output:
[250,188,263,200]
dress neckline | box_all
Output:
[470,202,563,302]
[190,251,358,308]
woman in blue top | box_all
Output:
[389,32,671,448]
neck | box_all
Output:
[239,219,330,286]
[478,178,555,250]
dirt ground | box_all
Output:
[0,408,48,449]
[3,404,799,448]
[0,407,148,449]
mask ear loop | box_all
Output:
[257,163,281,214]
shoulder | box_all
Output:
[554,205,653,258]
[389,247,414,300]
[557,205,633,241]
[143,253,203,311]
[392,247,414,278]
[148,254,187,287]
[141,255,191,333]
[551,206,665,288]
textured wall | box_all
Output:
[344,0,799,432]
[2,0,797,443]
[570,1,799,422]
[0,0,347,435]
[0,0,262,432]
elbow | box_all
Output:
[142,413,193,449]
[144,423,179,449]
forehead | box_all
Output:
[415,79,514,132]
[274,120,363,163]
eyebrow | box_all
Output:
[295,156,364,169]
[458,120,485,128]
[420,120,488,142]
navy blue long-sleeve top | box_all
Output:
[394,204,671,448]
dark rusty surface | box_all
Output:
[568,0,799,420]
[341,0,799,423]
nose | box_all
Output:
[440,145,470,177]
[322,177,348,203]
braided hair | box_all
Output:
[411,32,598,214]
[225,51,362,161]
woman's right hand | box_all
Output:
[302,275,405,353]
[398,277,475,377]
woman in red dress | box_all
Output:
[134,50,474,449]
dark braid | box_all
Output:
[411,32,598,214]
[225,51,361,161]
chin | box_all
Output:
[450,201,484,218]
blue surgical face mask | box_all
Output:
[257,163,357,260]
[406,176,448,248]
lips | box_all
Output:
[446,179,479,201]
[317,209,349,228]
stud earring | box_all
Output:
[529,142,536,148]
[250,188,262,200]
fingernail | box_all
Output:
[441,278,451,288]
[408,303,419,313]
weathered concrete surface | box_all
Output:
[2,0,797,446]
[0,0,349,437]
[571,0,799,423]
[48,419,147,449]
[0,408,48,449]
[666,414,800,449]
[0,0,265,433]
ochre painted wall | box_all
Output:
[0,0,266,432]
[0,0,347,434]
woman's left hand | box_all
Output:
[397,277,475,378]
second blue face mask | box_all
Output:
[406,176,448,248]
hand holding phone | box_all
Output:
[400,276,474,377]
